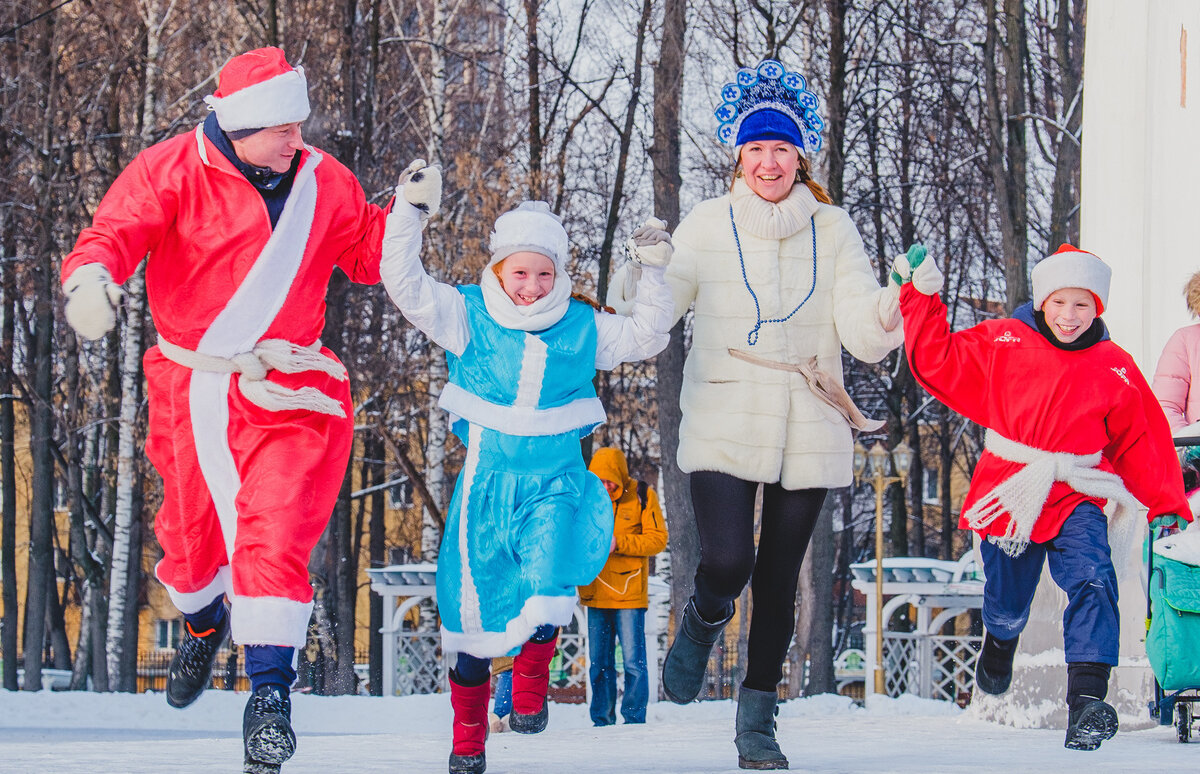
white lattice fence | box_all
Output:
[393,632,444,695]
[930,635,982,703]
[881,632,982,700]
[553,616,587,691]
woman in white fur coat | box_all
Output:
[610,60,903,770]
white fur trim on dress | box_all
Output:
[439,382,605,437]
[442,595,580,659]
[155,563,232,614]
[203,67,310,132]
[231,595,315,648]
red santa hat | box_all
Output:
[1031,244,1111,314]
[203,48,310,133]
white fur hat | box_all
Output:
[488,201,570,270]
[1031,244,1111,314]
[203,47,310,133]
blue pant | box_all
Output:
[492,670,512,718]
[587,607,648,725]
[979,502,1120,665]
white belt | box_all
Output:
[727,348,885,432]
[965,429,1139,557]
[158,336,349,417]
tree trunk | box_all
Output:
[0,147,18,692]
[596,0,652,302]
[367,434,385,696]
[23,6,60,689]
[1047,0,1085,251]
[525,0,544,199]
[106,267,146,691]
[985,0,1030,313]
[650,0,692,621]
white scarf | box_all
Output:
[480,266,572,332]
[730,177,820,240]
[965,429,1140,557]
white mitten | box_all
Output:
[63,263,123,341]
[888,253,912,288]
[398,159,442,221]
[911,253,945,295]
[625,217,673,268]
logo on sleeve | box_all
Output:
[1111,366,1130,385]
[994,330,1021,343]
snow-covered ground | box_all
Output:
[2,689,1197,773]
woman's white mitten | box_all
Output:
[398,159,442,221]
[63,263,123,341]
[625,217,672,268]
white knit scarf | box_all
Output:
[729,177,820,240]
[965,429,1140,557]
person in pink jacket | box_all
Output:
[1152,270,1200,431]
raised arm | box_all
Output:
[595,218,675,369]
[828,209,905,363]
[379,190,469,356]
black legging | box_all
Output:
[689,470,826,692]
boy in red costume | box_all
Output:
[895,243,1189,751]
[61,48,433,773]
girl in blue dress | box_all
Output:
[381,174,674,774]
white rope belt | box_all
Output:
[965,429,1139,557]
[727,348,884,432]
[158,336,349,418]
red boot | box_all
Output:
[510,634,558,734]
[449,676,490,774]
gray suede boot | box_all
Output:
[734,687,788,770]
[662,598,733,704]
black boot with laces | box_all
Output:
[166,616,229,709]
[243,684,296,774]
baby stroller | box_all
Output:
[1146,437,1200,742]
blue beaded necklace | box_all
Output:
[730,204,818,346]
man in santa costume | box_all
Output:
[61,47,439,773]
[895,243,1189,751]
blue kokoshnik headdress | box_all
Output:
[715,59,824,155]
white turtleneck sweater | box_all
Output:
[627,178,903,489]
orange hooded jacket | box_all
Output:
[578,448,668,609]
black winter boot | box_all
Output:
[243,685,296,774]
[974,633,1018,696]
[166,617,229,708]
[734,686,788,770]
[662,598,733,704]
[1064,663,1117,751]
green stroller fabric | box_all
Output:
[1148,552,1200,691]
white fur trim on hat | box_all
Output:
[488,201,570,270]
[1031,244,1111,313]
[204,66,310,132]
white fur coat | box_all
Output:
[616,179,903,489]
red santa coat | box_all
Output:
[62,126,388,647]
[900,286,1189,544]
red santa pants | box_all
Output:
[144,346,353,648]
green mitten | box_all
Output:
[1150,514,1188,532]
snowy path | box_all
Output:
[2,689,1197,773]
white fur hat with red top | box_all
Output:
[203,47,310,133]
[1031,243,1111,314]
